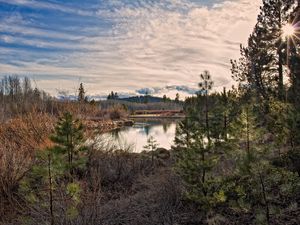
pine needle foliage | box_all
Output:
[50,112,87,177]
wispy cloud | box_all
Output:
[137,85,198,96]
[0,0,261,96]
[0,0,95,16]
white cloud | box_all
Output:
[84,0,261,94]
[0,0,262,96]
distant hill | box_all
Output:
[118,96,169,103]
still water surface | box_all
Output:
[99,119,180,152]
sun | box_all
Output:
[282,24,295,37]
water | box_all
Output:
[98,119,180,152]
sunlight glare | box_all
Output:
[282,24,295,37]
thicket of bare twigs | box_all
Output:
[1,138,188,225]
[0,112,55,219]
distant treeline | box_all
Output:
[100,99,182,112]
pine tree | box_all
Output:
[50,112,86,178]
[289,2,300,108]
[175,74,224,211]
[111,91,115,100]
[224,103,300,224]
[231,0,297,101]
[198,71,213,143]
[19,146,84,224]
[144,91,149,104]
[163,94,167,103]
[143,135,159,164]
[107,91,116,100]
[173,96,199,151]
[290,43,300,107]
[175,93,180,103]
[257,0,296,100]
[175,127,222,210]
[78,83,85,102]
[174,117,195,151]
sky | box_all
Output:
[0,0,261,99]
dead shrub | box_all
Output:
[0,112,54,219]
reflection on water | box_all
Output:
[99,119,179,152]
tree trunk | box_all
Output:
[223,88,228,141]
[205,93,210,143]
[48,154,54,225]
[246,107,250,157]
[278,5,284,101]
[278,49,284,100]
[259,173,270,225]
[201,152,206,196]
